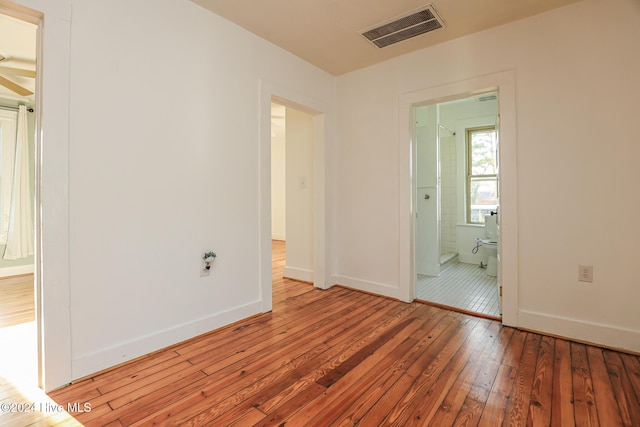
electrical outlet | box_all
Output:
[578,265,593,283]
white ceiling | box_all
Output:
[0,12,36,102]
[192,0,583,75]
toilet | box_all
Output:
[480,214,498,276]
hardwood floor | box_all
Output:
[0,274,34,327]
[2,245,640,425]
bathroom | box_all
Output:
[415,91,500,318]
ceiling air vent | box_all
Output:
[361,5,445,48]
[479,94,497,102]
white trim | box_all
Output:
[283,266,314,283]
[259,80,329,313]
[519,309,640,354]
[399,70,518,325]
[0,265,34,277]
[331,274,403,300]
[72,301,262,380]
[2,0,72,392]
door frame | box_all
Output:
[1,0,73,391]
[259,80,328,313]
[398,71,519,326]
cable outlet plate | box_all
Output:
[578,265,593,283]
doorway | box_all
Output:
[399,71,518,325]
[270,101,315,289]
[260,86,327,313]
[414,93,500,318]
[0,8,38,392]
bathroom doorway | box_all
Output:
[414,92,501,319]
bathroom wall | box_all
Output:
[457,225,486,265]
[417,99,493,267]
[439,135,457,257]
[415,105,439,276]
[437,96,498,265]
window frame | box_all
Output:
[466,125,498,224]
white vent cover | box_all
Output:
[361,5,445,48]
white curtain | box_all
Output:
[3,105,34,260]
[0,109,17,244]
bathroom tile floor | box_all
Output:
[417,261,500,318]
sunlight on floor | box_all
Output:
[0,321,80,425]
[0,321,37,385]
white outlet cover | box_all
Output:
[578,265,593,282]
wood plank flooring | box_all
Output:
[0,274,34,327]
[1,243,640,425]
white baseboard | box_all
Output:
[271,234,286,241]
[0,264,34,277]
[519,309,640,354]
[331,274,402,301]
[283,266,314,283]
[71,300,263,380]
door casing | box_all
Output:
[398,70,518,327]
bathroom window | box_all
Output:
[466,126,498,224]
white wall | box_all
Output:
[334,0,640,352]
[283,107,314,282]
[10,0,336,388]
[271,108,286,241]
[439,135,456,256]
[457,225,486,265]
[66,0,336,381]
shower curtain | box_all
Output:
[3,105,34,260]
